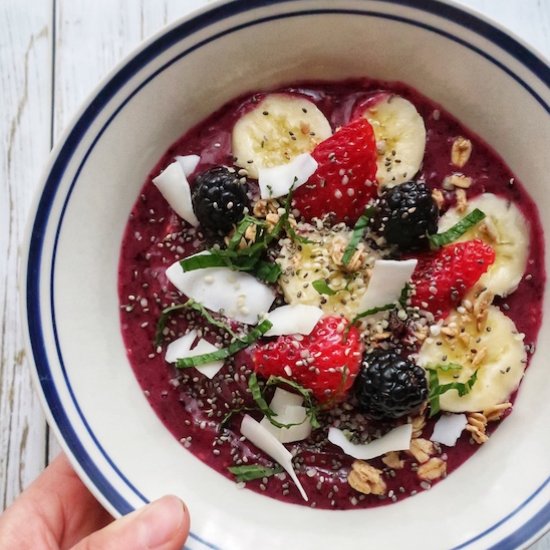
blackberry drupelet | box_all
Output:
[192,166,250,236]
[373,180,438,251]
[354,349,428,420]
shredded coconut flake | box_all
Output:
[153,160,199,226]
[358,259,417,311]
[240,415,308,500]
[166,253,276,324]
[328,424,412,460]
[258,153,317,199]
[431,413,468,447]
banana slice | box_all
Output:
[439,193,529,296]
[232,94,332,179]
[361,94,426,186]
[417,305,526,412]
[276,226,378,320]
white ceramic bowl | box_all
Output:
[23,1,550,548]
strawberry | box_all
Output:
[252,316,364,403]
[410,239,496,318]
[293,118,378,223]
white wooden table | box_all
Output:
[1,0,549,547]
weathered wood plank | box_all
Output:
[0,1,52,509]
[1,0,549,547]
[457,0,550,56]
[47,0,212,461]
[52,0,210,133]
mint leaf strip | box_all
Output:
[176,319,272,368]
[351,303,395,325]
[184,300,239,338]
[219,406,254,430]
[248,373,277,419]
[399,283,411,308]
[427,367,478,417]
[312,279,337,296]
[433,362,463,372]
[266,375,320,429]
[255,261,282,283]
[180,253,231,271]
[228,464,283,482]
[342,207,374,265]
[155,299,238,346]
[179,189,306,284]
[428,208,486,249]
[227,217,260,251]
[286,223,313,245]
[154,303,189,346]
[180,252,278,284]
[248,373,304,429]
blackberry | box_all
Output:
[373,181,438,251]
[192,166,250,236]
[354,349,428,420]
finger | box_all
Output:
[71,495,190,550]
[0,453,112,549]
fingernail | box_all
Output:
[139,495,186,548]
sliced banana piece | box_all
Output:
[361,94,426,187]
[276,226,378,320]
[439,193,529,296]
[232,94,332,179]
[418,305,526,412]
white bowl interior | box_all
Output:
[29,2,550,549]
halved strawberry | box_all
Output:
[293,118,378,223]
[410,239,496,319]
[252,316,364,404]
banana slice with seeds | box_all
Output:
[232,94,332,179]
[361,94,426,187]
[438,193,529,296]
[418,304,526,412]
[276,227,378,320]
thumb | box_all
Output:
[71,495,190,550]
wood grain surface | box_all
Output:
[1,1,549,547]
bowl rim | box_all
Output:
[22,1,550,549]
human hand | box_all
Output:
[0,453,190,549]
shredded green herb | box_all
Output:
[312,279,337,296]
[155,299,238,345]
[179,188,304,283]
[350,303,395,325]
[228,464,284,482]
[181,251,279,284]
[427,366,478,417]
[434,362,463,372]
[248,373,277,420]
[154,303,189,346]
[428,208,486,249]
[219,406,254,430]
[342,207,375,265]
[276,185,313,244]
[347,282,412,330]
[266,375,320,429]
[399,283,411,308]
[255,261,282,283]
[286,222,313,245]
[248,373,306,429]
[176,319,272,368]
[227,215,266,251]
[180,253,230,271]
[184,300,239,338]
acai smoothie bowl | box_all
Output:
[23,1,550,549]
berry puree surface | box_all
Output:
[118,79,544,509]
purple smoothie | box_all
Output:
[118,79,544,509]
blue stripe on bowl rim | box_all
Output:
[24,1,550,549]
